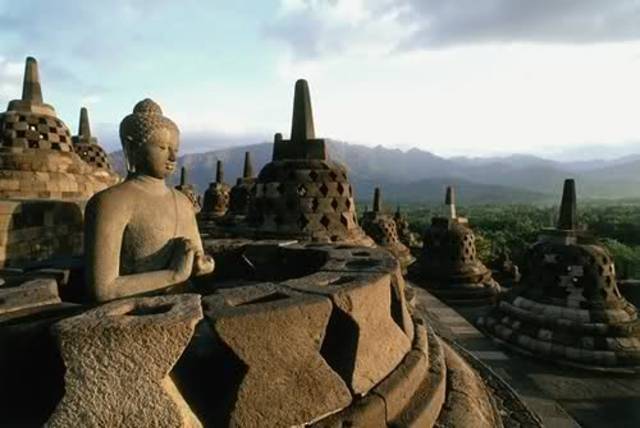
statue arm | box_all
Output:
[179,192,214,276]
[84,193,185,302]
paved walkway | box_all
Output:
[410,284,640,428]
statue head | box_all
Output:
[119,99,179,179]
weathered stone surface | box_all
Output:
[392,327,447,427]
[46,294,203,428]
[284,271,411,395]
[203,286,352,427]
[312,393,386,428]
[0,278,60,314]
[437,342,502,428]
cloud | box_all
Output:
[264,0,406,59]
[267,0,640,58]
[399,0,640,48]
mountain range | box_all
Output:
[109,140,640,205]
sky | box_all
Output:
[1,0,640,159]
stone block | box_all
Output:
[312,393,386,428]
[392,328,447,427]
[437,342,500,428]
[203,287,352,427]
[284,271,411,395]
[0,278,60,314]
[46,294,203,428]
[373,349,428,422]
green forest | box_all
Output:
[395,202,640,279]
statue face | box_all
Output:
[134,127,179,179]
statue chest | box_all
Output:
[120,191,189,272]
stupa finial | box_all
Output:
[180,166,188,186]
[557,179,577,230]
[243,152,254,179]
[216,160,224,183]
[21,57,43,104]
[373,187,382,213]
[78,107,92,139]
[445,186,456,219]
[290,79,315,142]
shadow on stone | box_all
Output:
[320,305,359,391]
[172,321,248,427]
[0,316,66,426]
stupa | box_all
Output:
[227,151,255,218]
[71,107,119,183]
[175,166,201,212]
[412,186,501,305]
[248,79,371,245]
[478,179,640,372]
[361,187,414,269]
[200,160,230,218]
[0,57,115,200]
[394,205,419,248]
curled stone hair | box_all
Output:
[119,98,179,173]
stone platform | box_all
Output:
[0,241,534,427]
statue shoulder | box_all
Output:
[172,188,197,209]
[86,182,135,218]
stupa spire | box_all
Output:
[78,107,92,139]
[21,57,43,104]
[216,160,224,183]
[557,179,577,230]
[243,152,254,178]
[180,167,188,186]
[445,186,456,219]
[373,187,382,213]
[290,79,315,142]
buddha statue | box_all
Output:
[84,99,214,302]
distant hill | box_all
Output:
[109,140,640,205]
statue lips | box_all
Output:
[165,162,176,173]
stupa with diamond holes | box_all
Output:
[175,166,201,213]
[478,179,640,371]
[71,107,119,183]
[394,204,419,248]
[361,187,413,269]
[0,57,116,200]
[227,151,255,218]
[200,160,230,218]
[248,79,371,244]
[413,186,501,305]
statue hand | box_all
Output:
[193,252,215,276]
[171,238,196,283]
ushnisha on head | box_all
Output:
[119,99,179,178]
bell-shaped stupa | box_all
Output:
[394,205,419,248]
[413,186,501,305]
[361,187,413,268]
[174,166,201,212]
[71,107,118,183]
[0,57,115,200]
[248,79,370,244]
[228,151,255,218]
[478,179,640,372]
[200,160,230,218]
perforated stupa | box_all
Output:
[248,80,370,244]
